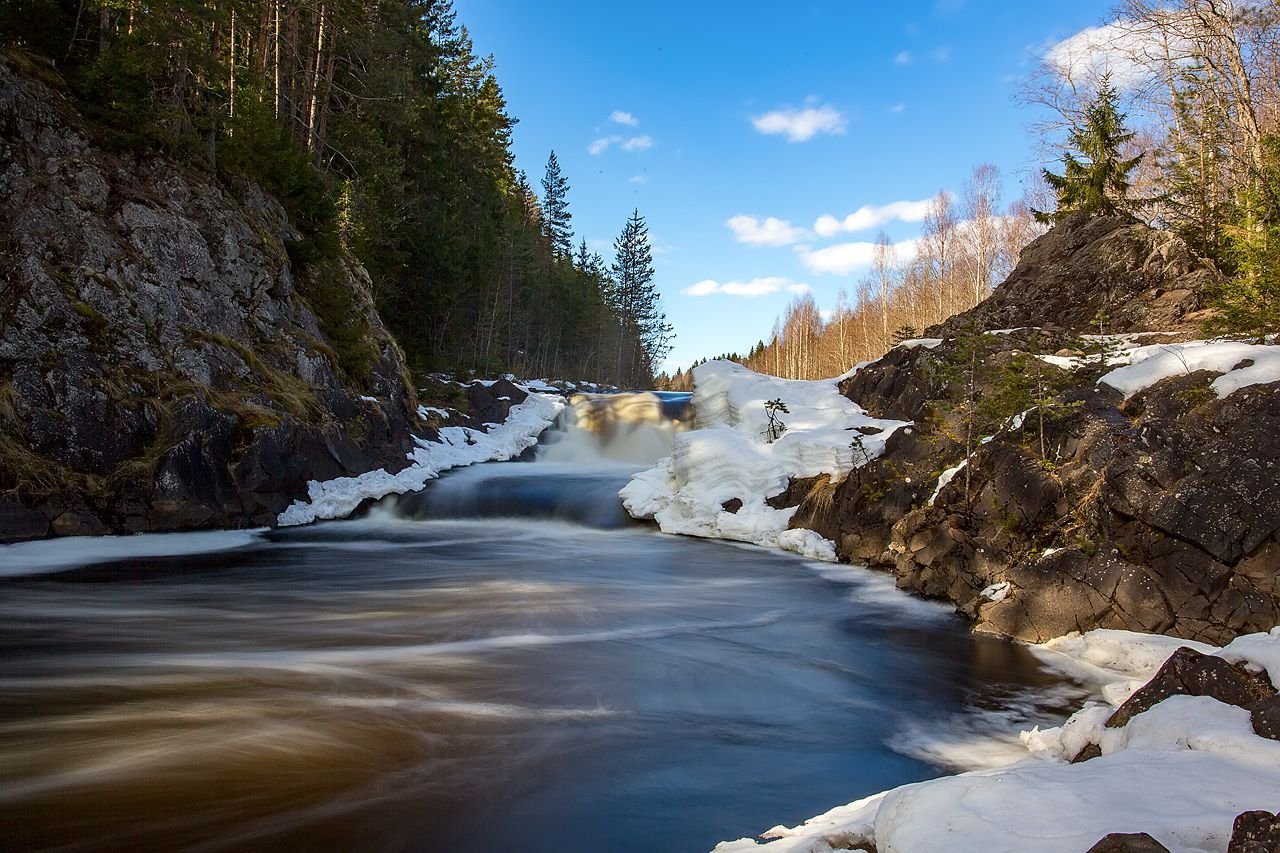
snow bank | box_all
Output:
[277,392,564,526]
[620,360,908,558]
[714,627,1280,853]
[0,528,267,576]
[1100,340,1280,399]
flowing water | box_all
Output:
[0,394,1074,852]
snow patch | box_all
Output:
[1100,340,1280,399]
[277,393,564,526]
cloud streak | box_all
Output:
[589,134,654,155]
[610,110,639,126]
[751,104,845,142]
[682,277,812,298]
[813,198,934,237]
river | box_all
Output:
[0,396,1074,852]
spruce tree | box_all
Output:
[541,150,573,258]
[1038,75,1143,223]
[612,209,673,385]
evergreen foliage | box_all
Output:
[1038,75,1143,223]
[1207,135,1280,342]
[540,151,573,259]
[611,210,673,386]
[2,0,667,384]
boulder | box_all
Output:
[1228,810,1280,853]
[929,213,1219,337]
[1085,832,1171,853]
[1105,646,1276,728]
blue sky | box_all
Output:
[453,0,1116,372]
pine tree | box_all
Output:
[1038,75,1143,223]
[541,150,573,258]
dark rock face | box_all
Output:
[929,213,1220,338]
[1085,832,1171,853]
[0,56,418,542]
[789,214,1280,645]
[1229,811,1280,853]
[721,498,743,514]
[1104,647,1275,728]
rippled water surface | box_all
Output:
[0,464,1066,852]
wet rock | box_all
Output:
[721,498,743,514]
[1106,647,1277,728]
[1070,742,1102,764]
[1085,832,1171,853]
[0,496,50,542]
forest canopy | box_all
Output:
[2,0,672,385]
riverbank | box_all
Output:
[714,626,1280,853]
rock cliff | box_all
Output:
[791,215,1279,645]
[0,53,419,542]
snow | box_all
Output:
[980,580,1011,602]
[620,360,909,556]
[277,393,564,526]
[1100,340,1280,399]
[927,460,966,506]
[358,395,379,403]
[0,528,267,576]
[417,405,457,419]
[714,626,1280,853]
[894,337,943,350]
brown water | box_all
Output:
[0,464,1070,852]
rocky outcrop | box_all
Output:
[791,216,1280,646]
[929,212,1221,337]
[0,53,419,541]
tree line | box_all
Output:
[659,164,1044,389]
[3,0,671,384]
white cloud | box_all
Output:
[812,198,933,237]
[682,277,812,298]
[751,104,846,143]
[589,136,622,155]
[894,51,914,65]
[796,238,920,275]
[610,110,639,127]
[628,175,648,185]
[890,103,907,113]
[622,135,653,152]
[1044,20,1193,89]
[590,134,653,155]
[726,215,808,247]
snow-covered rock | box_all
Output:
[621,360,908,557]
